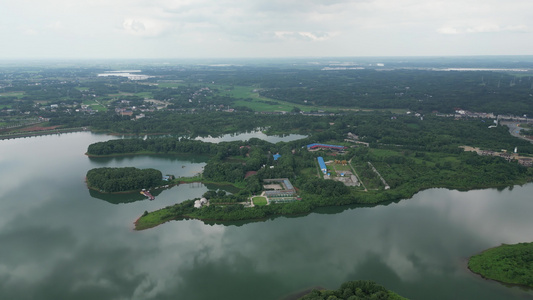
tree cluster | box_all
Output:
[86,167,162,193]
[258,69,533,115]
[469,242,533,288]
[298,280,407,300]
[87,137,225,156]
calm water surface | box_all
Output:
[195,130,308,143]
[1,132,533,300]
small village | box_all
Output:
[461,146,533,167]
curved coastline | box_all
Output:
[0,126,90,140]
[84,138,533,231]
[133,183,525,231]
[468,242,533,289]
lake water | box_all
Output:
[195,130,308,144]
[1,132,533,300]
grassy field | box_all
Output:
[156,82,186,88]
[351,162,383,190]
[326,168,337,177]
[222,85,299,112]
[82,99,107,112]
[234,99,296,112]
[333,163,352,172]
[252,196,267,206]
[0,92,24,100]
[0,91,24,98]
[135,92,154,98]
[135,209,176,230]
[224,85,408,114]
[72,80,408,114]
[206,84,359,113]
[177,175,203,183]
[300,167,318,178]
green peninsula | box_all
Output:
[297,280,407,300]
[469,242,533,288]
[85,113,533,230]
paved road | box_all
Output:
[501,121,533,144]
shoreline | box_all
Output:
[133,183,528,231]
[0,127,90,140]
[86,180,180,195]
[468,265,533,290]
[467,242,533,290]
[85,151,209,158]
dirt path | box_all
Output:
[348,159,367,191]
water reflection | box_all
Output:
[2,132,533,300]
[88,188,159,204]
[89,154,209,165]
[87,155,207,178]
[87,182,239,205]
[195,130,307,143]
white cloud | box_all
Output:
[46,21,63,30]
[122,18,171,37]
[466,24,503,34]
[438,23,530,35]
[437,27,460,35]
[22,28,39,36]
[2,0,533,58]
[274,31,335,42]
[505,25,530,32]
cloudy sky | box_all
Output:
[1,0,532,59]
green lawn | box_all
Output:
[0,92,24,98]
[326,169,337,177]
[207,84,346,112]
[233,99,295,112]
[252,196,267,206]
[333,163,352,172]
[135,209,176,230]
[82,99,108,112]
[156,82,186,88]
[134,92,153,98]
[300,167,318,177]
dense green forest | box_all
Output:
[85,113,533,155]
[297,280,407,300]
[87,137,225,156]
[86,167,163,193]
[468,242,533,288]
[258,69,533,114]
[50,111,317,137]
[122,113,533,229]
[3,62,533,123]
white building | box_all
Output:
[194,197,208,208]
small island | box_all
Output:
[86,167,164,193]
[468,242,533,288]
[296,280,407,300]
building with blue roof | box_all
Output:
[162,175,174,181]
[317,156,327,174]
[273,154,281,161]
